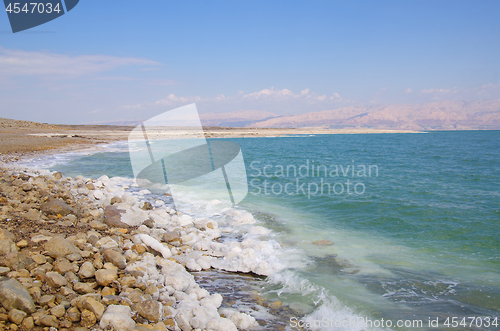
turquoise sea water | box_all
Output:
[48,131,500,330]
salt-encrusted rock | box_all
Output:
[190,305,219,329]
[220,308,259,330]
[181,233,197,246]
[78,261,96,278]
[163,306,176,319]
[45,271,68,288]
[207,318,238,331]
[134,299,162,322]
[186,259,202,271]
[93,190,105,200]
[230,212,256,225]
[104,205,129,228]
[103,249,127,269]
[136,234,172,258]
[53,172,63,180]
[44,235,81,257]
[95,269,118,286]
[80,309,97,327]
[175,311,193,331]
[0,278,36,313]
[200,294,222,311]
[100,305,136,331]
[83,297,105,321]
[96,236,119,250]
[178,214,194,227]
[40,197,74,216]
[8,308,27,324]
[0,239,18,255]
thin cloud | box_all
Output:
[146,87,349,119]
[0,47,160,78]
[154,87,343,108]
[420,87,458,94]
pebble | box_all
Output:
[45,271,68,288]
[82,297,105,321]
[0,267,10,276]
[15,240,28,248]
[49,304,66,318]
[73,282,94,294]
[39,314,58,327]
[95,269,118,286]
[80,309,96,327]
[134,299,162,322]
[7,309,26,324]
[78,261,96,278]
[102,249,127,269]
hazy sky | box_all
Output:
[1,0,500,124]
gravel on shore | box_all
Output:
[0,162,306,331]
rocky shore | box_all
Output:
[0,162,304,331]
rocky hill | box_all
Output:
[248,99,500,130]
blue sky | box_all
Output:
[1,0,500,124]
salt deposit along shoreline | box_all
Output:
[0,158,309,331]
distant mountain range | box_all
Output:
[86,99,500,130]
[206,99,500,130]
[200,110,279,127]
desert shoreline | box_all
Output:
[1,117,420,158]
